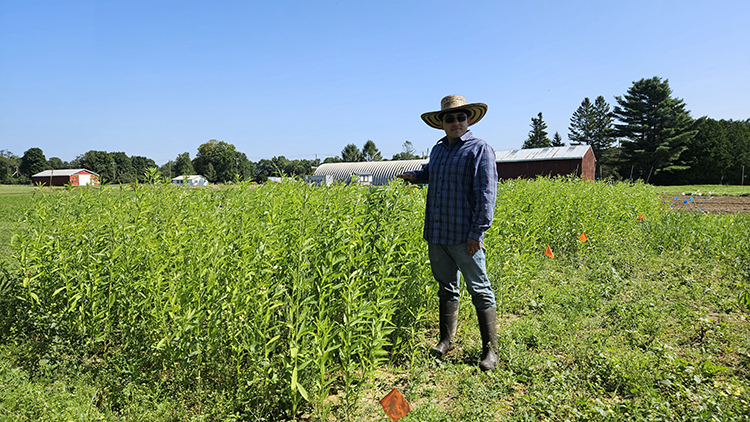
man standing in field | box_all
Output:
[397,95,499,371]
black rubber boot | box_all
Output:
[430,300,459,357]
[477,306,498,371]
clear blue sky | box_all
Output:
[2,0,748,165]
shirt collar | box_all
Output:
[439,130,474,146]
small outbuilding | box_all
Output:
[495,145,596,181]
[32,169,100,186]
[171,175,209,186]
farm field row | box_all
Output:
[1,180,749,421]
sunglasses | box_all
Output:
[442,114,468,124]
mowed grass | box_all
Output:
[1,180,749,421]
[654,184,750,197]
[0,185,38,268]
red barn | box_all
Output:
[32,169,100,186]
[495,145,596,181]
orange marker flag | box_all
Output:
[637,214,645,221]
[579,232,588,242]
[379,388,412,421]
[544,245,555,259]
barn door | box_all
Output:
[78,174,91,185]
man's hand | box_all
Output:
[396,171,415,180]
[467,238,481,255]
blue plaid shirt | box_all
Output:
[413,131,497,245]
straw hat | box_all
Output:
[421,95,488,129]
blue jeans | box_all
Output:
[428,242,496,310]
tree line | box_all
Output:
[521,76,750,184]
[2,137,425,185]
[3,76,748,186]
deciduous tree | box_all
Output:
[76,150,113,182]
[132,156,157,183]
[235,152,255,182]
[391,140,419,160]
[255,159,275,183]
[174,152,195,176]
[20,148,49,178]
[0,150,21,184]
[47,157,68,169]
[110,152,134,183]
[193,139,245,183]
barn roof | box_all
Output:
[314,159,427,185]
[32,169,99,177]
[496,145,592,163]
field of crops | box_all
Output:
[2,179,750,421]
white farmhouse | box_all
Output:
[172,175,209,186]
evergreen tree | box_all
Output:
[20,147,49,178]
[362,140,382,161]
[341,144,363,162]
[670,118,750,185]
[569,96,615,157]
[522,112,551,148]
[569,96,617,177]
[613,77,696,182]
[591,96,616,153]
[552,132,565,147]
[569,98,595,146]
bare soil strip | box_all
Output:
[664,195,750,214]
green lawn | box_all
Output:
[0,186,38,268]
[653,184,750,197]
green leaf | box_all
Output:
[155,337,168,350]
[296,380,309,401]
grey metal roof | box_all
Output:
[32,169,99,177]
[314,159,427,185]
[313,146,592,185]
[495,145,592,163]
